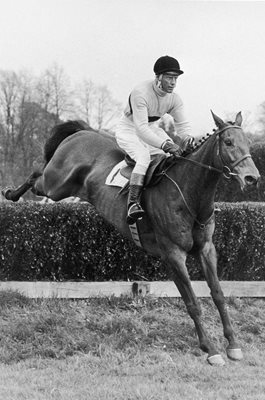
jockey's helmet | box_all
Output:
[153,55,183,75]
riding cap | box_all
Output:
[153,55,184,75]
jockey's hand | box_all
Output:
[161,140,182,158]
[181,135,195,154]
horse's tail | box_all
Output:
[44,120,92,165]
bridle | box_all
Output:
[214,125,252,180]
[160,124,253,228]
[174,125,252,180]
[162,124,252,180]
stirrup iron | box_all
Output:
[127,203,145,225]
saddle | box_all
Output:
[120,153,178,191]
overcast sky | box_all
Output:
[1,0,265,134]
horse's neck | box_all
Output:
[191,134,218,168]
[190,135,219,195]
[169,135,220,213]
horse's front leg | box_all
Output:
[194,219,243,362]
[198,236,243,361]
[157,235,225,366]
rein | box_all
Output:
[175,151,252,180]
[161,171,214,229]
[160,124,252,228]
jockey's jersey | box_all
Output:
[124,79,192,148]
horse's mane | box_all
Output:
[189,130,215,155]
[189,120,237,155]
[44,120,93,165]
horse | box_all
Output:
[3,111,260,366]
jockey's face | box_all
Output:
[160,72,180,93]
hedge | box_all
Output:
[0,201,265,281]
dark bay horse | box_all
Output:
[3,111,260,365]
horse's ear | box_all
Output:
[210,110,225,128]
[235,111,243,127]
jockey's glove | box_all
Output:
[161,140,182,157]
[180,135,195,154]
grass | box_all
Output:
[0,291,265,399]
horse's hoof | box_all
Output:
[227,348,243,361]
[207,354,225,366]
[2,188,12,200]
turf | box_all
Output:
[0,291,265,399]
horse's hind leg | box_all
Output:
[158,236,225,366]
[198,239,243,362]
[2,169,43,202]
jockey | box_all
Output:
[115,55,194,225]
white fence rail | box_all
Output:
[0,281,265,298]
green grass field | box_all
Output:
[0,291,265,399]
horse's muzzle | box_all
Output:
[242,174,260,191]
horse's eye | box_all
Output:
[224,139,232,146]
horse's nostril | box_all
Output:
[245,176,258,186]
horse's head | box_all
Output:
[211,111,260,191]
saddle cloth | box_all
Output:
[105,160,129,188]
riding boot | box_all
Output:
[127,173,145,225]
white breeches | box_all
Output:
[115,115,167,175]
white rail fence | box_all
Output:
[0,281,265,298]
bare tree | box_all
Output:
[92,85,122,131]
[36,64,73,123]
[74,81,122,131]
[0,69,59,186]
[0,65,123,189]
[0,70,20,180]
[74,79,96,126]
